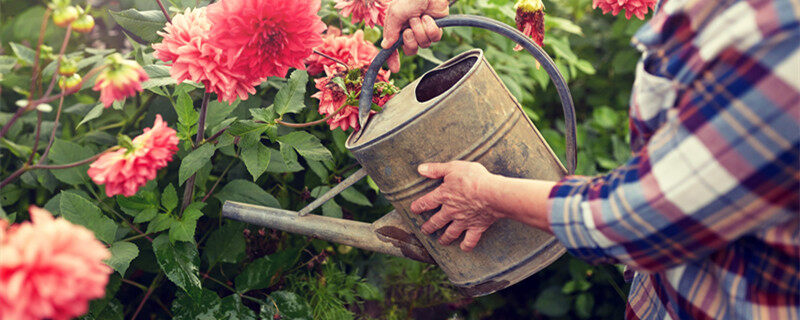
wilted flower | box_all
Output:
[153,7,263,104]
[0,206,112,320]
[514,0,545,52]
[205,0,326,79]
[312,65,396,131]
[305,27,380,75]
[88,115,179,197]
[92,54,149,108]
[592,0,656,20]
[334,0,390,28]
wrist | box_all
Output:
[478,173,510,219]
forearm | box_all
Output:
[481,174,556,233]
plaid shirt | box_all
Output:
[548,0,799,319]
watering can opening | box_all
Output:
[415,55,478,103]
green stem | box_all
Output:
[180,92,211,214]
[132,273,163,320]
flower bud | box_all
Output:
[53,6,79,28]
[93,54,149,108]
[36,103,54,113]
[71,14,94,33]
[58,57,78,77]
[58,73,82,91]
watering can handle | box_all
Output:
[358,14,578,174]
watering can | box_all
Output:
[222,15,577,297]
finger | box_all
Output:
[427,0,450,18]
[381,10,404,49]
[402,29,419,56]
[388,49,400,73]
[410,187,443,214]
[408,17,431,48]
[417,162,454,179]
[460,228,484,252]
[439,221,466,245]
[421,15,442,43]
[421,207,455,234]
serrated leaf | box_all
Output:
[153,234,202,299]
[228,120,267,136]
[340,187,372,207]
[250,106,277,124]
[274,70,308,115]
[9,42,35,65]
[77,104,105,128]
[172,290,257,320]
[204,222,245,265]
[215,179,280,208]
[240,132,270,181]
[259,291,312,320]
[141,65,177,90]
[175,92,199,127]
[161,184,178,213]
[179,143,216,185]
[60,192,117,244]
[277,131,332,162]
[234,256,273,293]
[105,241,139,275]
[133,207,159,223]
[169,205,203,243]
[48,139,94,185]
[146,213,174,234]
[108,9,167,43]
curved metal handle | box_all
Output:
[358,14,577,174]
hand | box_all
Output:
[381,0,449,73]
[410,161,503,252]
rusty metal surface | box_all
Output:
[222,201,434,264]
[347,49,566,296]
[297,169,367,216]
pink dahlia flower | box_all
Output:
[305,27,380,75]
[88,115,179,197]
[334,0,390,28]
[92,53,149,108]
[205,0,326,79]
[592,0,656,20]
[513,0,545,51]
[153,8,263,104]
[312,65,395,131]
[0,206,112,320]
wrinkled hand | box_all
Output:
[410,161,503,252]
[381,0,449,73]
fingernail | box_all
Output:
[418,164,428,174]
[381,40,387,47]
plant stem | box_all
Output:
[275,101,348,128]
[200,152,237,203]
[28,9,52,107]
[42,24,73,102]
[28,111,43,164]
[154,0,172,23]
[203,125,229,145]
[132,273,163,320]
[118,93,156,134]
[181,92,210,213]
[0,147,116,189]
[121,278,149,291]
[38,95,66,164]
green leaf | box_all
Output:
[545,15,583,35]
[532,286,570,317]
[215,179,280,208]
[169,203,203,243]
[273,70,308,115]
[179,143,216,185]
[340,187,372,207]
[146,213,174,234]
[161,184,178,214]
[108,9,167,43]
[48,139,94,185]
[204,222,246,265]
[235,256,273,293]
[141,65,177,90]
[116,190,158,216]
[175,92,199,127]
[250,106,277,124]
[260,291,312,320]
[228,120,267,136]
[9,42,35,65]
[105,241,139,275]
[277,131,332,162]
[575,59,596,75]
[275,144,303,172]
[575,292,595,319]
[152,234,202,299]
[133,207,159,223]
[240,132,271,181]
[172,290,257,320]
[77,104,105,128]
[593,106,619,129]
[60,192,117,244]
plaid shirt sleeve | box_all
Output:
[548,0,799,273]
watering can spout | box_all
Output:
[221,201,435,264]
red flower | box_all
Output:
[153,7,263,104]
[305,27,380,75]
[334,0,390,28]
[92,54,149,108]
[205,0,326,79]
[311,65,395,131]
[593,0,656,20]
[0,206,111,320]
[513,0,545,52]
[88,115,179,197]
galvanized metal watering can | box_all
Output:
[222,15,578,296]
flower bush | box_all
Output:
[1,0,647,318]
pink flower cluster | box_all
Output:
[0,206,111,320]
[305,27,380,75]
[88,115,179,197]
[92,54,149,108]
[592,0,656,20]
[334,0,390,28]
[153,0,326,104]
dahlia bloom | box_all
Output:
[0,206,112,320]
[514,0,545,52]
[88,115,179,197]
[92,53,149,108]
[312,65,396,131]
[334,0,389,28]
[153,7,263,104]
[205,0,326,79]
[592,0,656,20]
[305,27,380,75]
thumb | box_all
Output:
[418,162,452,179]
